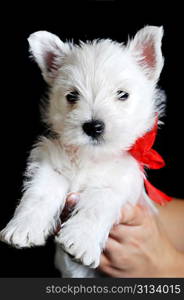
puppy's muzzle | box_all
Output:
[82,119,105,139]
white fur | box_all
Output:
[0,26,165,277]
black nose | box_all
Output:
[82,120,105,138]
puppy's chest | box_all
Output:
[62,160,102,192]
[63,156,130,193]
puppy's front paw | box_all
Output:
[55,224,101,268]
[0,219,49,248]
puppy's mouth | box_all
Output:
[89,136,105,146]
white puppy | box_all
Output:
[0,26,165,277]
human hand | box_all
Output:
[99,203,184,277]
[59,194,184,277]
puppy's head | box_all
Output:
[28,26,164,153]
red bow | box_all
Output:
[129,117,172,205]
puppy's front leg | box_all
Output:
[0,162,69,248]
[55,188,124,269]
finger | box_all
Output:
[109,224,125,243]
[99,253,125,277]
[103,237,122,262]
[60,193,80,223]
[99,253,110,269]
[98,264,126,278]
[119,203,148,226]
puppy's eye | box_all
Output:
[117,90,129,101]
[66,91,79,103]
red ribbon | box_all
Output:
[129,117,172,205]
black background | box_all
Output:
[0,0,183,277]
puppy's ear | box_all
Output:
[28,31,70,84]
[128,26,164,82]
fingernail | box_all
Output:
[67,193,80,203]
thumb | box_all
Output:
[60,192,80,223]
[119,203,149,226]
[55,193,80,234]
